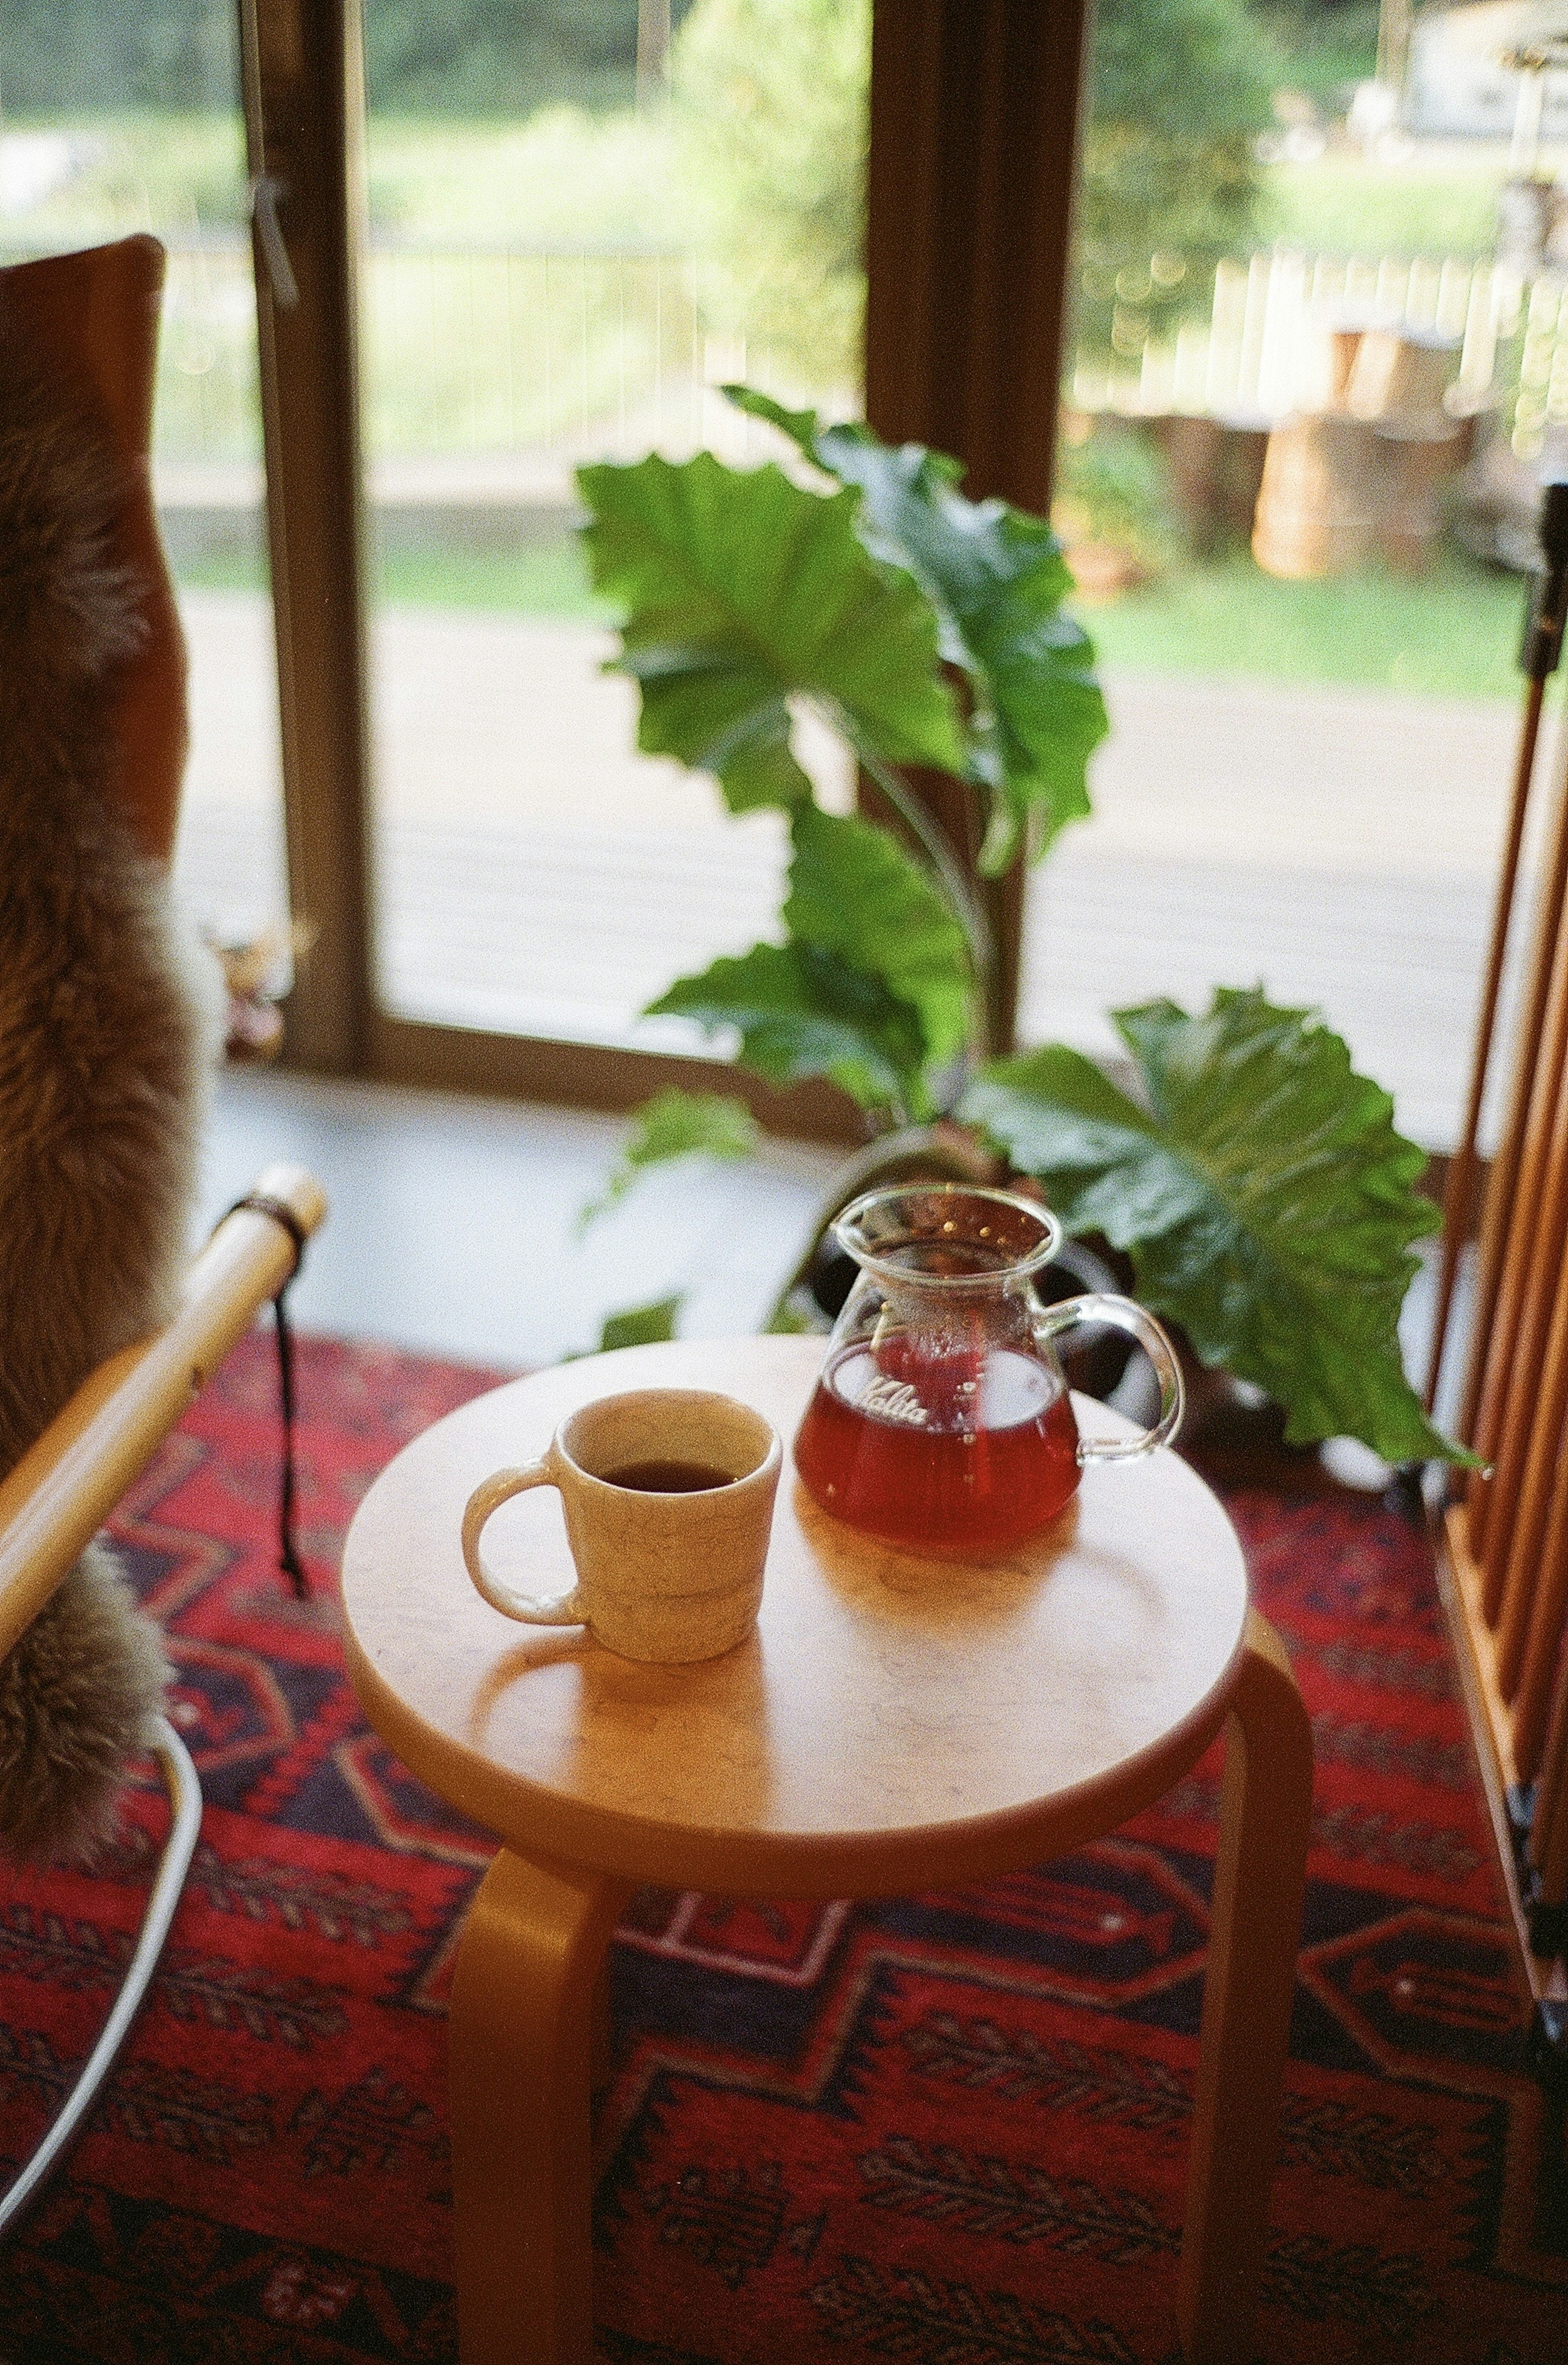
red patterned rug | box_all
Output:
[0,1332,1565,2364]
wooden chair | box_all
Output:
[0,1162,327,2231]
[0,238,327,2225]
[0,234,188,870]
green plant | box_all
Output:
[576,388,1465,1465]
[1053,419,1182,577]
[0,0,686,116]
[1258,2,1378,114]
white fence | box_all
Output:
[1074,249,1567,451]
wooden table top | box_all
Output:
[341,1336,1250,1897]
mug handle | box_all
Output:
[461,1456,587,1624]
[1033,1294,1185,1463]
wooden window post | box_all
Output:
[864,0,1091,1053]
[238,0,375,1073]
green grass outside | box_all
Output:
[174,535,615,621]
[369,542,613,618]
[1080,550,1528,699]
[173,533,1528,701]
[1260,149,1510,260]
[0,107,685,249]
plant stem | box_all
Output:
[844,733,996,1012]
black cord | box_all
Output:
[219,1194,310,1598]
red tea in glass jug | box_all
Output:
[793,1185,1183,1556]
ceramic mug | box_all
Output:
[459,1387,782,1663]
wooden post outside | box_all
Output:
[636,0,672,106]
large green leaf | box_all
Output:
[577,450,966,813]
[647,940,928,1116]
[729,388,1108,867]
[962,986,1466,1463]
[646,804,973,1119]
[785,804,973,1077]
[598,1296,684,1352]
[578,1089,759,1231]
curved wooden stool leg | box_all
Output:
[1178,1609,1312,2364]
[448,1848,631,2365]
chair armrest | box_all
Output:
[0,1163,328,1661]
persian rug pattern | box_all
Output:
[0,1334,1563,2363]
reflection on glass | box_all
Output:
[361,1,864,1050]
[1037,0,1544,1148]
[0,10,289,962]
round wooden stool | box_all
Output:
[342,1336,1311,2365]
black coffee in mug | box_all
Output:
[600,1458,735,1494]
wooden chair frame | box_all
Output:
[0,1163,326,2232]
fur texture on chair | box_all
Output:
[0,282,218,1859]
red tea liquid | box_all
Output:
[793,1335,1080,1554]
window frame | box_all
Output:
[238,0,1091,1125]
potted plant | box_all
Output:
[575,389,1466,1468]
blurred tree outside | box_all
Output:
[669,0,867,397]
[0,1,694,117]
[365,0,689,116]
[1257,1,1378,115]
[0,0,235,114]
[1078,0,1280,371]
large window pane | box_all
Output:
[1035,0,1549,1150]
[0,7,290,955]
[359,1,861,1052]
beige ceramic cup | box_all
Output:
[459,1388,782,1663]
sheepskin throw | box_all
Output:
[0,290,214,1858]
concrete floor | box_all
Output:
[199,1065,839,1370]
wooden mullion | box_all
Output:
[863,0,1091,1056]
[238,0,374,1074]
